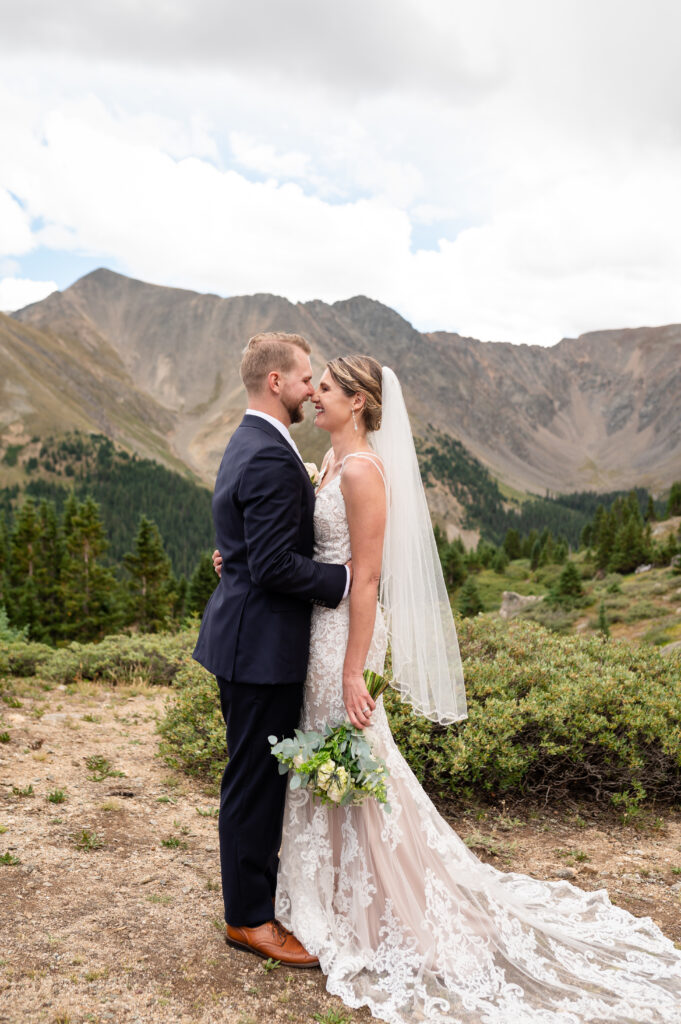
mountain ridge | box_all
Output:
[5,269,681,531]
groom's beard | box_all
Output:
[285,399,306,425]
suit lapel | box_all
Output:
[240,414,314,493]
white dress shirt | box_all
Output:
[245,408,350,599]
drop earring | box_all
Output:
[351,408,358,432]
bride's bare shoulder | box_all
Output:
[340,453,386,493]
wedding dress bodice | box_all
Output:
[276,471,681,1024]
[301,471,388,733]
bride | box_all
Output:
[271,354,681,1024]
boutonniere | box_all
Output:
[304,462,320,487]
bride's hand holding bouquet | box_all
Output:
[269,670,392,811]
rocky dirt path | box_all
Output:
[2,678,681,1024]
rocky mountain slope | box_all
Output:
[6,269,681,503]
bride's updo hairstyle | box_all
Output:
[326,354,383,431]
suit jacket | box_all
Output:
[193,414,347,683]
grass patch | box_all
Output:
[47,789,67,804]
[99,800,123,812]
[12,784,34,797]
[314,1010,354,1024]
[0,851,20,865]
[160,836,186,849]
[85,755,125,782]
[72,829,104,851]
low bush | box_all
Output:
[156,617,681,812]
[2,629,197,685]
[4,641,53,678]
[157,662,225,785]
[386,618,681,809]
[43,631,194,686]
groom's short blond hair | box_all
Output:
[240,332,312,394]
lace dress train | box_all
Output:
[276,473,681,1024]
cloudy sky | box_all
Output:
[0,0,679,345]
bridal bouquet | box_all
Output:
[269,670,392,812]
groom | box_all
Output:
[193,332,349,967]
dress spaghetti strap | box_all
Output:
[340,452,387,490]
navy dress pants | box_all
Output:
[216,677,304,928]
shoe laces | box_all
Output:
[270,920,292,945]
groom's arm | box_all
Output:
[238,449,347,608]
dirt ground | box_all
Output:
[2,679,681,1024]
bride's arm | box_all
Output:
[340,459,386,729]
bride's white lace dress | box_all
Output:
[276,468,681,1024]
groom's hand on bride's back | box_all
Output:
[213,549,223,578]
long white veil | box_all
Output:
[370,367,468,725]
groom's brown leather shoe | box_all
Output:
[225,919,319,968]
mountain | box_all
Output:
[5,269,681,529]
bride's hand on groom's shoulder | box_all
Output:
[212,548,223,578]
[343,669,375,730]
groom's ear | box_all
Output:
[267,370,282,394]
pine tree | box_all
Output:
[549,560,584,607]
[609,516,647,574]
[124,516,173,632]
[8,497,42,636]
[540,531,555,565]
[0,511,9,611]
[442,544,467,590]
[62,496,119,641]
[595,508,617,571]
[171,574,188,621]
[553,539,568,564]
[668,481,681,517]
[597,599,610,637]
[530,539,542,571]
[503,527,522,561]
[457,577,483,618]
[580,521,593,550]
[521,528,538,559]
[187,553,218,617]
[644,495,656,523]
[492,549,509,574]
[32,500,64,643]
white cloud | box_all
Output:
[0,3,680,344]
[0,189,35,255]
[230,133,312,182]
[0,277,57,312]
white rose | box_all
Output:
[293,752,305,770]
[316,759,336,791]
[304,462,320,486]
[327,766,350,803]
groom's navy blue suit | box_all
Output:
[193,413,346,927]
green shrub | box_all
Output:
[386,618,681,808]
[4,641,53,677]
[157,617,681,811]
[0,606,28,643]
[42,631,193,686]
[518,602,580,634]
[157,662,225,785]
[2,629,197,685]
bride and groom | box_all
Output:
[194,332,681,1024]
